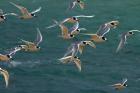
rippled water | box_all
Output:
[0,0,140,93]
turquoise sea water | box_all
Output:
[0,0,140,93]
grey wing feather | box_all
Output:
[96,24,110,36]
[46,18,69,29]
[31,7,42,14]
[46,24,58,29]
[74,15,95,18]
[21,39,33,44]
[71,46,79,57]
[69,22,79,32]
[71,42,80,56]
[35,28,43,46]
[61,18,71,23]
[10,2,24,10]
[64,43,78,57]
[116,33,127,53]
[68,0,77,10]
[122,78,127,85]
[64,46,73,57]
[6,47,21,56]
[3,13,18,16]
[46,19,60,29]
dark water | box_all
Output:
[0,0,140,93]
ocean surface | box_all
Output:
[0,0,140,93]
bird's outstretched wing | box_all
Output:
[74,15,95,18]
[69,21,79,32]
[78,44,84,54]
[10,2,29,15]
[21,39,34,45]
[74,58,81,72]
[0,68,9,88]
[122,78,127,85]
[79,1,85,9]
[35,28,43,46]
[96,24,110,36]
[64,43,79,57]
[5,46,21,57]
[87,41,96,48]
[58,56,73,63]
[3,13,18,16]
[116,33,127,53]
[31,7,42,14]
[68,0,77,10]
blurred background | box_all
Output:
[0,0,140,93]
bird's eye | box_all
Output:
[70,34,74,37]
[110,22,115,25]
[77,0,80,3]
[7,55,11,58]
[83,41,86,44]
[123,84,127,87]
[72,17,78,21]
[76,29,80,32]
[36,46,40,49]
[0,16,3,18]
[31,13,35,17]
[129,31,133,34]
[102,36,107,40]
[74,56,79,59]
[0,15,5,19]
[73,17,76,20]
[18,45,22,48]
